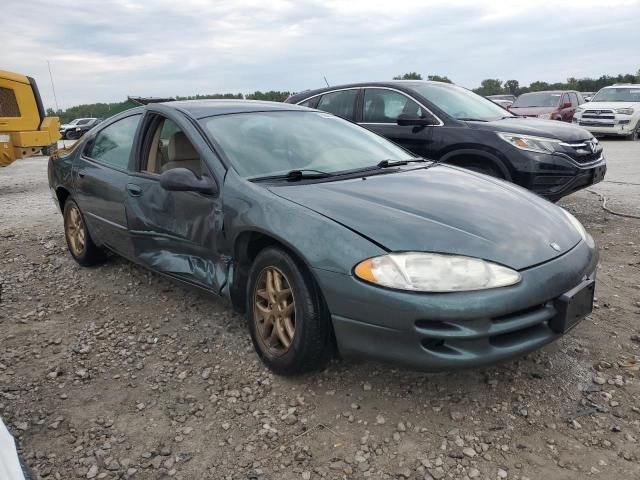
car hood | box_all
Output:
[269,166,582,270]
[469,116,592,141]
[581,101,640,110]
[509,106,557,116]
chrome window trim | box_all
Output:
[295,86,445,127]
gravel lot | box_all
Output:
[1,139,639,480]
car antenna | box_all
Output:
[323,76,330,87]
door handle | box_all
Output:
[126,183,143,197]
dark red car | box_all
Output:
[510,90,585,122]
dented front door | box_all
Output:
[125,172,226,291]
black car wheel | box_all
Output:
[63,199,106,266]
[64,130,75,140]
[626,125,640,141]
[67,130,80,140]
[247,247,331,375]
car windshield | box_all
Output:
[512,92,562,108]
[591,88,640,102]
[201,111,415,179]
[410,83,512,121]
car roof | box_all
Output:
[162,99,310,119]
[286,80,452,102]
[604,84,640,88]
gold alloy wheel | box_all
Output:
[253,267,296,356]
[66,205,86,256]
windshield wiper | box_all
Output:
[251,169,334,182]
[377,158,427,168]
[456,117,489,122]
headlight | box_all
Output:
[497,132,561,154]
[538,113,552,120]
[354,252,521,292]
[615,108,634,115]
[561,209,587,241]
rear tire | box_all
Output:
[246,247,331,375]
[63,199,106,266]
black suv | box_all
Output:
[285,81,606,201]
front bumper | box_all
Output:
[507,147,607,201]
[573,117,639,136]
[314,239,598,371]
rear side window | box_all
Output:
[363,89,423,123]
[0,87,21,117]
[316,90,358,121]
[88,114,141,170]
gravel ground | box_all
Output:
[1,139,639,480]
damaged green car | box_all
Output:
[49,100,597,375]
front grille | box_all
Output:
[559,140,603,164]
[582,109,615,120]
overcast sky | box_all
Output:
[3,0,639,109]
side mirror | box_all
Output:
[397,114,437,127]
[159,168,218,195]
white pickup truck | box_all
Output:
[573,84,640,140]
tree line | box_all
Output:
[49,69,639,123]
[393,70,640,96]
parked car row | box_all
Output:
[286,81,606,201]
[59,117,102,140]
[485,84,640,140]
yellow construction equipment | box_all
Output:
[0,70,60,167]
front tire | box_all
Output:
[246,247,331,375]
[63,199,106,266]
[626,125,639,141]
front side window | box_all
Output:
[363,89,424,123]
[411,83,512,121]
[144,117,202,177]
[201,111,413,179]
[88,114,141,169]
[316,90,358,121]
[569,92,579,106]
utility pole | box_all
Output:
[47,60,60,112]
